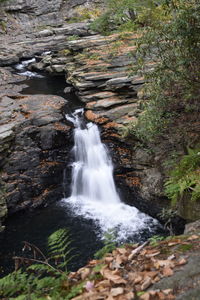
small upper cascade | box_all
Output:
[14,58,44,78]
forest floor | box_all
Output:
[67,232,200,300]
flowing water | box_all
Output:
[0,58,163,277]
[64,109,159,242]
[14,58,44,78]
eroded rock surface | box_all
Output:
[0,68,73,231]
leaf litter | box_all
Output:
[67,234,200,300]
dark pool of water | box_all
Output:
[20,74,82,113]
[0,201,103,277]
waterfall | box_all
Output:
[68,109,121,204]
[64,109,159,242]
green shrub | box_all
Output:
[126,0,200,143]
[165,148,200,206]
[90,0,168,34]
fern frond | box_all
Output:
[48,228,73,272]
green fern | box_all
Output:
[94,229,116,259]
[0,229,77,299]
[48,228,73,272]
[165,147,200,205]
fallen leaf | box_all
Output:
[80,268,90,280]
[116,255,123,265]
[177,258,187,265]
[163,289,173,295]
[141,276,152,290]
[157,292,166,299]
[146,251,160,258]
[187,235,199,240]
[168,242,178,246]
[134,275,143,284]
[128,272,137,281]
[101,268,126,284]
[89,260,99,265]
[167,254,176,260]
[104,257,114,263]
[117,248,128,255]
[162,267,174,277]
[145,271,158,279]
[149,290,158,296]
[153,276,160,283]
[125,292,134,299]
[106,295,115,300]
[141,249,147,256]
[154,259,174,269]
[140,292,151,300]
[96,280,110,288]
[110,287,124,296]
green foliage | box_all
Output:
[66,7,101,23]
[178,243,193,252]
[94,230,116,259]
[165,148,200,205]
[130,0,200,142]
[0,229,80,300]
[64,282,84,300]
[90,0,168,34]
[149,235,165,246]
[48,228,73,272]
[158,208,178,234]
[0,20,7,32]
[67,34,80,41]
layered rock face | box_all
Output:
[0,68,74,226]
[31,31,199,224]
[1,0,63,30]
[0,0,103,32]
[31,33,167,215]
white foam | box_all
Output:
[62,196,157,241]
[15,58,44,78]
[18,71,44,78]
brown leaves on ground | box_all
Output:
[68,234,200,300]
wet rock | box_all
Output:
[36,29,54,38]
[64,86,74,93]
[150,255,200,300]
[51,64,65,73]
[177,193,200,222]
[184,220,200,234]
[86,97,129,110]
[0,91,73,223]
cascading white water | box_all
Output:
[69,109,121,204]
[64,109,159,241]
[14,58,44,78]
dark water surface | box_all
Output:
[20,74,82,112]
[0,202,103,277]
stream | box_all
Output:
[0,58,163,277]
